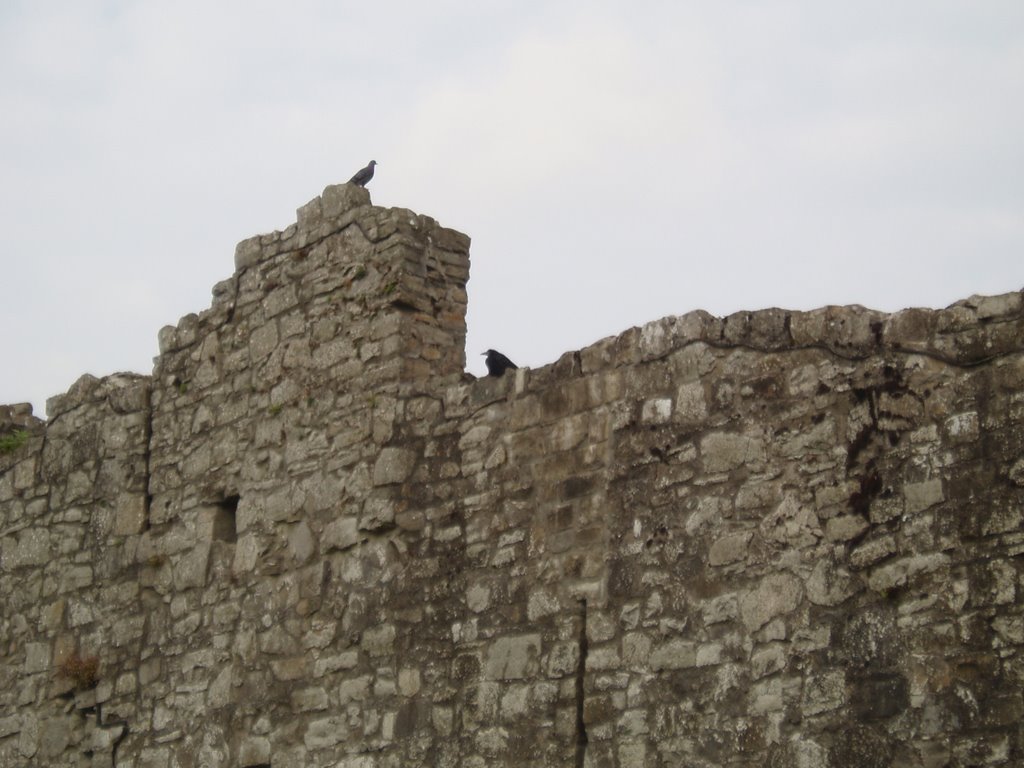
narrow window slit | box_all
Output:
[213,494,239,543]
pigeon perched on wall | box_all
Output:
[483,349,518,377]
[349,160,377,187]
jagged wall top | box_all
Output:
[3,179,1024,767]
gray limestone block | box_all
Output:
[321,183,370,221]
[700,431,766,473]
[234,235,264,270]
[2,527,51,569]
[708,531,753,566]
[805,555,860,607]
[24,642,50,673]
[287,521,315,563]
[303,716,346,750]
[361,623,396,657]
[745,307,791,348]
[971,290,1022,320]
[675,381,708,422]
[296,195,324,234]
[0,715,19,739]
[824,514,870,542]
[649,639,697,671]
[292,686,329,711]
[372,447,417,485]
[113,493,147,535]
[358,497,395,532]
[739,573,803,631]
[904,478,944,514]
[867,553,950,593]
[802,671,847,716]
[248,321,279,363]
[484,634,542,680]
[37,715,72,759]
[885,306,936,348]
[237,737,270,765]
[17,712,38,759]
[45,374,99,419]
[322,517,360,552]
[172,543,211,590]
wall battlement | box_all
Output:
[2,185,1023,767]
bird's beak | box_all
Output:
[480,352,486,356]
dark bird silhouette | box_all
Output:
[349,160,377,187]
[483,349,518,377]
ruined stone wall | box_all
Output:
[1,374,150,765]
[1,185,1022,768]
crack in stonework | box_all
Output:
[575,598,588,768]
[97,701,129,768]
[142,385,154,530]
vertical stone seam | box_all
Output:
[142,385,153,528]
[96,700,129,768]
[575,598,588,768]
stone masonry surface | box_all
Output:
[2,182,1023,768]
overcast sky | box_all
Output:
[2,2,1023,417]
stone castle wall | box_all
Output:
[1,185,1023,767]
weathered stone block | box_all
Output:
[824,514,869,542]
[701,431,765,473]
[739,573,803,631]
[675,381,707,422]
[526,588,559,620]
[23,642,50,673]
[270,657,308,681]
[287,521,315,562]
[867,553,950,593]
[802,671,846,715]
[322,517,360,552]
[359,497,395,531]
[321,183,371,220]
[0,715,20,739]
[708,531,752,566]
[114,493,147,535]
[234,235,264,270]
[466,582,490,613]
[362,623,396,656]
[2,528,50,570]
[806,556,859,606]
[751,645,786,679]
[172,543,210,590]
[649,639,697,670]
[312,651,358,677]
[372,447,417,485]
[641,398,672,424]
[303,717,346,750]
[484,634,542,680]
[239,736,271,767]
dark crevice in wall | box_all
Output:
[97,701,129,768]
[575,598,588,768]
[142,392,154,531]
[390,298,419,313]
[213,494,240,543]
[846,365,910,521]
